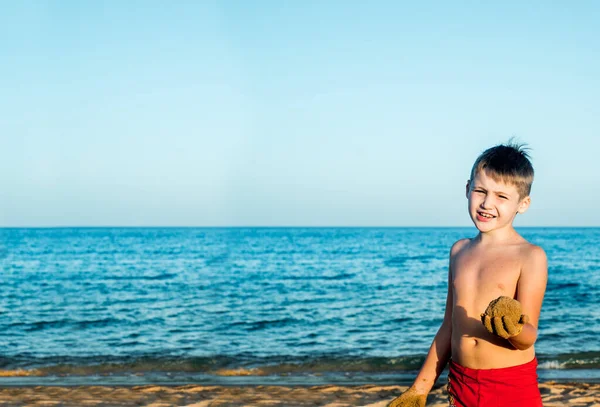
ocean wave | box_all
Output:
[0,352,599,379]
[538,360,565,369]
[0,354,426,376]
[538,352,600,369]
[384,255,433,267]
[282,273,356,281]
[106,273,178,281]
[8,318,122,332]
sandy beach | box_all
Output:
[0,382,598,406]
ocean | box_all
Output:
[1,227,598,386]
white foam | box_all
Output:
[538,361,564,370]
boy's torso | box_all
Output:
[450,237,536,369]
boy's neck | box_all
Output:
[474,226,522,245]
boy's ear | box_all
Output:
[465,180,471,198]
[517,196,531,214]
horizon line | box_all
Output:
[1,225,598,229]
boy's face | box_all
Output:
[466,170,531,233]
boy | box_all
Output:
[388,142,548,407]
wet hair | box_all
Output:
[470,140,534,199]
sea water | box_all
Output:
[1,227,598,385]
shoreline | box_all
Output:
[0,381,598,406]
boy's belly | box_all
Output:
[451,333,536,369]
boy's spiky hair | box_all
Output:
[470,140,534,199]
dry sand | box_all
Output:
[0,382,598,406]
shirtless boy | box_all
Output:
[388,142,548,407]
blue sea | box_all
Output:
[1,227,598,386]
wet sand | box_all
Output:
[0,382,598,406]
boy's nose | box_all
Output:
[480,196,493,209]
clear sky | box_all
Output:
[2,1,599,227]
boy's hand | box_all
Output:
[480,296,530,339]
[386,386,427,407]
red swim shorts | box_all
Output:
[447,358,543,407]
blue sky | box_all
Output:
[2,1,599,227]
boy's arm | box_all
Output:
[508,245,548,350]
[410,240,464,394]
[411,304,452,393]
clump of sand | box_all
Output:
[481,296,529,338]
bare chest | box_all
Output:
[452,252,522,301]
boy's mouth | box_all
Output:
[477,211,496,220]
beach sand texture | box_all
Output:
[0,382,598,406]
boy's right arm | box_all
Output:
[410,252,454,394]
[387,239,465,406]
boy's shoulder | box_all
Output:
[512,233,547,261]
[518,240,546,255]
[449,238,471,257]
[518,241,548,275]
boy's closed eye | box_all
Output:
[473,188,509,200]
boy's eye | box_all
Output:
[499,196,508,200]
